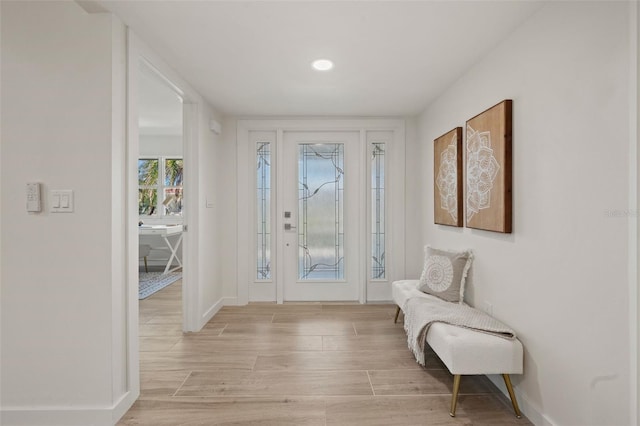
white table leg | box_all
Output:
[162,233,184,274]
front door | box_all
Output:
[281,131,361,301]
[242,119,404,305]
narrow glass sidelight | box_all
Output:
[371,143,385,279]
[298,143,344,280]
[256,142,271,280]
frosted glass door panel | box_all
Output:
[298,144,344,280]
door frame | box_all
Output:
[124,29,201,400]
[236,118,405,304]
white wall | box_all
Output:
[139,134,182,157]
[635,3,640,423]
[1,1,131,424]
[219,118,240,303]
[415,2,633,425]
[216,118,237,302]
[403,116,423,276]
[197,107,226,322]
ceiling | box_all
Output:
[99,1,544,117]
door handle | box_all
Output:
[284,223,297,231]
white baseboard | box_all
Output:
[487,374,556,426]
[200,297,224,329]
[222,296,239,306]
[198,297,240,329]
[1,390,137,426]
[112,389,137,424]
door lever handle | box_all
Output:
[284,223,297,231]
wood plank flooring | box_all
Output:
[119,281,531,425]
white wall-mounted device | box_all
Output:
[26,182,42,212]
[50,189,74,213]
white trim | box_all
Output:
[358,130,368,303]
[111,391,138,425]
[630,0,639,423]
[200,297,225,328]
[182,102,199,332]
[237,118,405,304]
[1,391,137,426]
[110,13,130,416]
[276,129,285,304]
[487,375,555,426]
[236,123,250,305]
[124,27,141,412]
[222,296,239,306]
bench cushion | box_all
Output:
[392,279,430,307]
[393,280,523,375]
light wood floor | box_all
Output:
[119,280,531,425]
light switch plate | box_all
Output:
[50,190,74,213]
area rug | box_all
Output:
[138,272,181,300]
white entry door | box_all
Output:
[281,131,361,301]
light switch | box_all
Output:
[50,190,74,213]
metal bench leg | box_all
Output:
[449,374,461,417]
[393,306,401,323]
[502,374,522,418]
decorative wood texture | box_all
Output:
[465,100,513,233]
[119,280,531,425]
[434,127,463,227]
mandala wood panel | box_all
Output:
[465,100,512,233]
[433,127,463,227]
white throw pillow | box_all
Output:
[417,246,473,303]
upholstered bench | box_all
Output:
[392,279,524,418]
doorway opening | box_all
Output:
[136,61,185,336]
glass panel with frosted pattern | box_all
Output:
[371,143,385,279]
[298,144,344,280]
[256,142,271,280]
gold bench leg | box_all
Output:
[502,374,522,418]
[143,256,149,273]
[449,374,461,417]
[393,306,401,323]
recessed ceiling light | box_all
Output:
[312,59,334,71]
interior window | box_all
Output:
[138,157,183,217]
